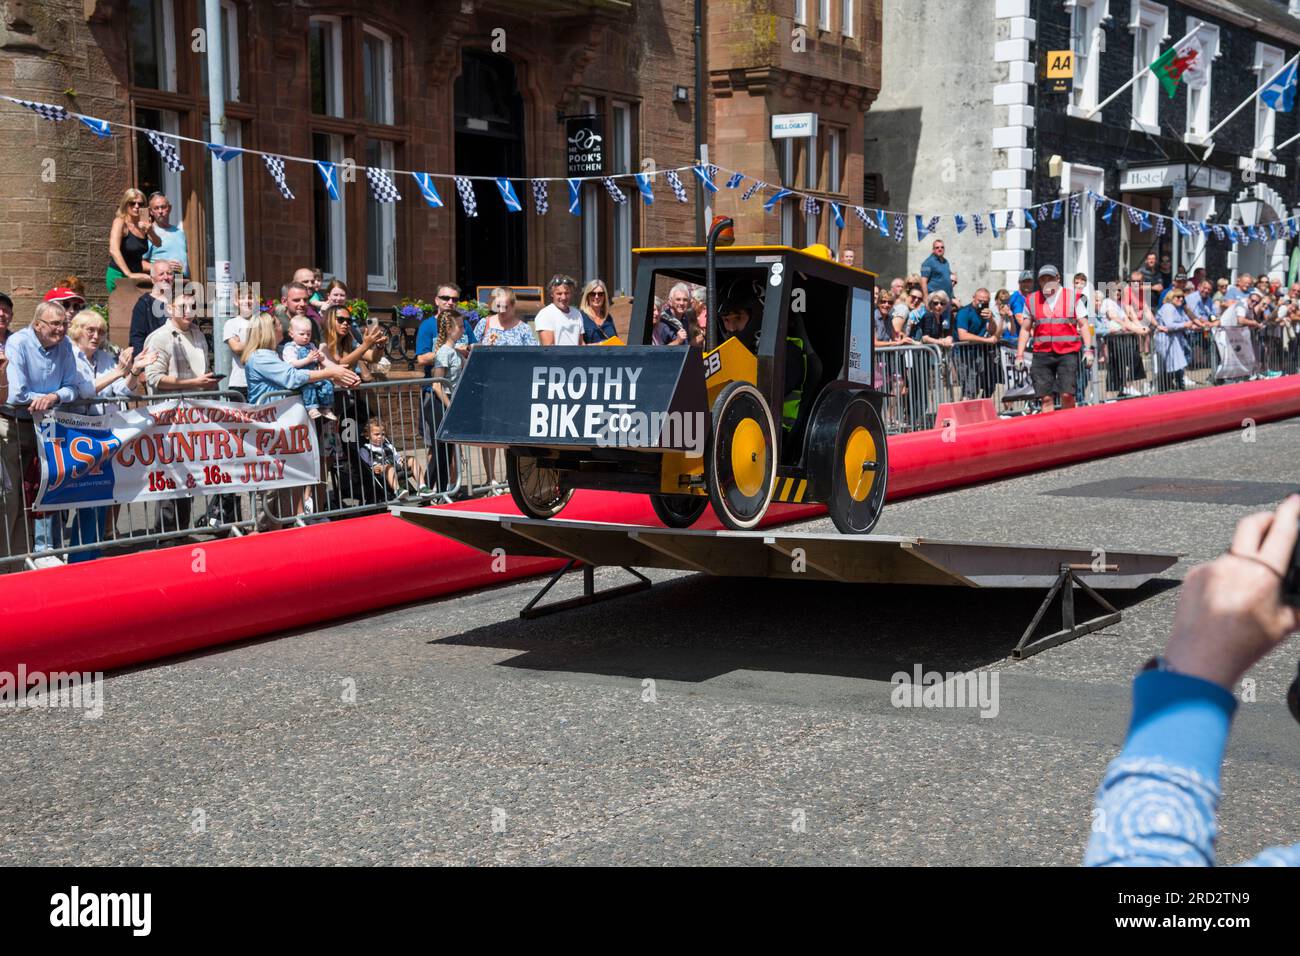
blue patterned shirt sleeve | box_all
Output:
[1085,671,1300,867]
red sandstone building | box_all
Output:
[0,1,880,319]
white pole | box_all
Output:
[206,0,232,380]
[1274,127,1300,153]
[1084,23,1205,120]
[1202,51,1300,143]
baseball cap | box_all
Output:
[1018,270,1035,282]
[0,291,12,310]
[1036,264,1060,280]
[43,287,86,310]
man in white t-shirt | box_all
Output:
[534,274,585,346]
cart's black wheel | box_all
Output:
[827,396,888,535]
[650,493,708,528]
[506,451,574,519]
[705,382,777,530]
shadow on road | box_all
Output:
[433,572,1181,683]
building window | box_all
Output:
[1129,1,1167,133]
[1184,19,1220,141]
[312,132,346,280]
[195,0,239,101]
[309,16,344,118]
[611,101,634,296]
[841,0,854,37]
[1254,42,1285,157]
[794,1,807,26]
[818,0,831,32]
[1067,0,1107,118]
[129,0,177,92]
[135,107,183,217]
[362,27,395,125]
[1182,196,1214,273]
[1062,163,1104,285]
[365,140,398,291]
[204,119,245,282]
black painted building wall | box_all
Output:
[1028,0,1300,283]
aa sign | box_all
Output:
[1046,51,1074,79]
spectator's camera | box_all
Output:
[1284,515,1300,607]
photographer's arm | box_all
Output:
[1085,496,1300,867]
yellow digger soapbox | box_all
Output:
[437,222,890,533]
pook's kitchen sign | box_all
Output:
[566,114,605,176]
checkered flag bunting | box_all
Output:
[454,176,478,218]
[6,96,69,122]
[664,169,689,203]
[926,216,940,235]
[1070,194,1081,219]
[1037,204,1049,222]
[262,154,294,200]
[892,213,905,242]
[1126,205,1143,225]
[601,177,628,204]
[530,179,549,215]
[1154,216,1166,237]
[853,205,870,224]
[802,195,820,216]
[145,130,184,172]
[365,166,402,203]
[972,213,986,235]
[741,179,764,201]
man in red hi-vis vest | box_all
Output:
[1014,264,1095,412]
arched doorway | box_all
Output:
[454,51,528,297]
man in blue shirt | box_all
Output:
[1222,273,1253,303]
[954,288,998,399]
[142,193,189,277]
[1,300,96,569]
[1183,278,1217,327]
[919,238,955,305]
[415,283,475,379]
[1004,271,1034,345]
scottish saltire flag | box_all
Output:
[725,172,744,189]
[1025,209,1038,230]
[954,214,967,234]
[1174,218,1193,236]
[206,143,243,162]
[831,202,844,230]
[567,178,581,216]
[914,215,926,241]
[635,172,655,205]
[1199,221,1212,237]
[78,115,111,137]
[692,164,719,193]
[412,172,444,208]
[1138,212,1153,232]
[495,177,522,212]
[1004,210,1016,229]
[763,187,791,212]
[876,208,890,237]
[1051,200,1063,220]
[316,161,340,201]
[1261,60,1298,112]
[989,212,999,238]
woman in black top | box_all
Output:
[106,188,159,293]
[578,279,617,343]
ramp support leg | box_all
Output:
[520,560,652,620]
[1013,565,1121,660]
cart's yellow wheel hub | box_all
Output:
[730,417,767,498]
[844,426,877,503]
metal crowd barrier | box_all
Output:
[259,377,509,529]
[0,390,251,573]
[874,343,944,432]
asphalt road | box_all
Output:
[2,420,1298,865]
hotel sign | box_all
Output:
[1119,163,1231,194]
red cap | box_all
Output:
[43,288,86,307]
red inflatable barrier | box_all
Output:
[3,376,1299,676]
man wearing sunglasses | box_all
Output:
[141,193,189,278]
[1,300,96,569]
[416,283,473,375]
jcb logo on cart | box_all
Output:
[703,350,722,378]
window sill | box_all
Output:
[1066,104,1101,122]
[1183,131,1210,146]
[1130,117,1160,135]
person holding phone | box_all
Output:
[105,188,160,293]
[1087,496,1300,866]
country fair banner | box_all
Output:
[33,397,319,510]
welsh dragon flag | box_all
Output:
[1151,35,1209,97]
